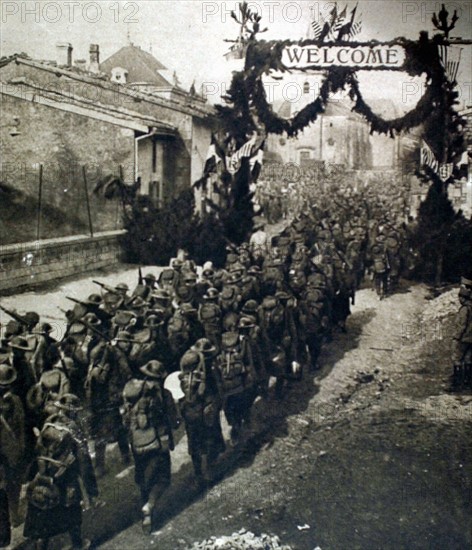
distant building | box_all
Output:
[265,85,410,173]
[0,41,215,230]
[448,105,472,218]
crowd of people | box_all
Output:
[0,185,415,549]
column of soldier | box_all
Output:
[0,201,408,549]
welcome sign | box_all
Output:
[281,43,406,70]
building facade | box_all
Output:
[0,42,215,245]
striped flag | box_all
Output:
[421,140,439,173]
[349,19,362,38]
[438,44,462,83]
[329,5,347,40]
[336,3,362,41]
[226,134,257,174]
[311,18,323,40]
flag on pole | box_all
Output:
[329,5,347,40]
[438,44,462,83]
[311,18,324,40]
[421,140,439,173]
[324,4,338,40]
[345,3,362,39]
[226,133,257,174]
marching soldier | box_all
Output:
[451,277,472,389]
[215,331,257,445]
[179,339,225,485]
[0,363,25,545]
[23,417,98,550]
[122,361,178,533]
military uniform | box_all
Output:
[122,361,178,533]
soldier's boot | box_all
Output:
[275,377,285,400]
[95,441,107,478]
[141,503,152,535]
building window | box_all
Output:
[299,150,311,161]
[303,81,310,94]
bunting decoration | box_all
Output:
[421,141,439,173]
[437,44,463,83]
[311,3,362,42]
[226,133,257,174]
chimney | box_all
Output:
[89,44,100,73]
[56,42,72,67]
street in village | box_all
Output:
[4,266,471,550]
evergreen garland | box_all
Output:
[219,11,466,168]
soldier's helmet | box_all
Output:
[248,265,262,276]
[202,267,215,280]
[192,338,216,356]
[82,313,102,327]
[275,290,291,303]
[227,273,243,285]
[115,283,129,293]
[203,288,219,301]
[140,360,167,381]
[39,422,73,459]
[183,271,198,285]
[180,350,201,373]
[4,320,22,340]
[0,364,17,386]
[171,258,183,271]
[242,300,258,315]
[143,273,156,283]
[130,297,147,310]
[85,294,103,306]
[180,303,198,316]
[238,316,256,330]
[24,311,40,329]
[54,393,83,413]
[144,313,165,328]
[221,331,239,350]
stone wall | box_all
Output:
[0,230,126,293]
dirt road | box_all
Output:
[99,283,472,550]
[6,277,471,550]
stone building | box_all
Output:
[0,42,215,290]
[0,41,215,234]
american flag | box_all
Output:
[437,44,463,83]
[226,134,257,174]
[311,18,323,40]
[329,6,347,40]
[421,140,439,173]
[337,3,362,41]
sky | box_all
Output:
[1,0,471,109]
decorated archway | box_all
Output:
[196,1,468,243]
